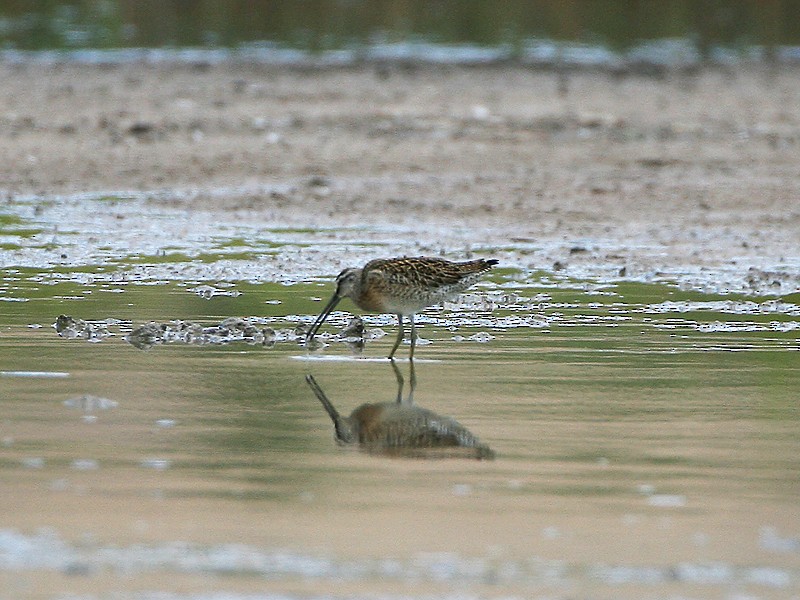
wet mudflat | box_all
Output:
[1,223,799,598]
[1,60,799,598]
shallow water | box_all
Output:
[1,196,800,599]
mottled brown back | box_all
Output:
[362,257,497,291]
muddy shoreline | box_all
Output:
[2,60,800,600]
[1,61,799,293]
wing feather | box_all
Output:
[363,257,496,291]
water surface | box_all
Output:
[1,198,799,597]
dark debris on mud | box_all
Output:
[125,317,284,350]
[53,314,123,342]
[53,313,373,352]
[53,314,289,349]
[124,316,371,351]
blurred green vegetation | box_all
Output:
[1,0,798,56]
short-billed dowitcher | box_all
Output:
[305,256,498,358]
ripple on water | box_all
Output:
[140,458,171,471]
[63,394,118,412]
[70,459,99,471]
[1,371,70,378]
[0,529,795,590]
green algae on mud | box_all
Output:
[0,214,43,239]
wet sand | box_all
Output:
[2,61,799,293]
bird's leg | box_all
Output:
[409,313,417,361]
[408,354,417,405]
[389,358,404,404]
[388,313,404,359]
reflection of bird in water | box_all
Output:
[305,256,498,359]
[305,360,494,459]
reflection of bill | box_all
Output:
[306,360,494,460]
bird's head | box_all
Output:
[305,267,361,344]
[334,267,361,299]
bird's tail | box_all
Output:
[467,258,498,273]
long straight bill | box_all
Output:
[305,294,341,343]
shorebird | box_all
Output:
[305,256,498,358]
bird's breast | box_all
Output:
[355,287,450,316]
[353,287,388,313]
